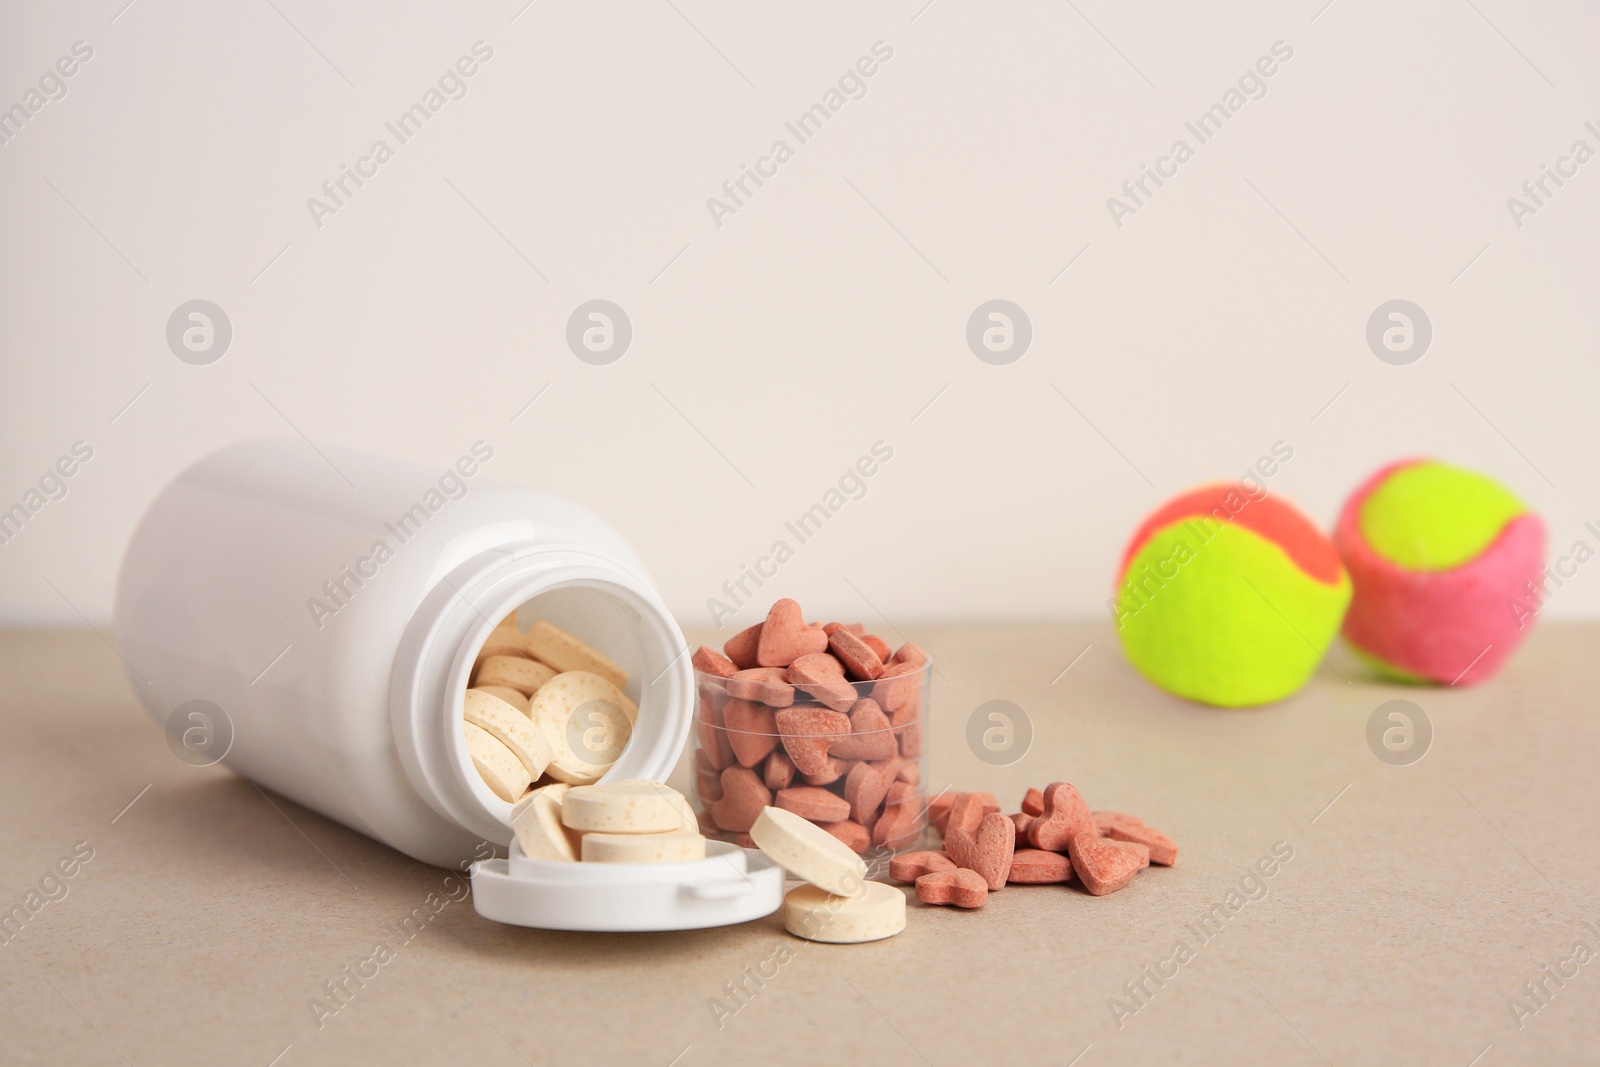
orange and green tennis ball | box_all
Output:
[1334,459,1544,685]
[1112,484,1351,707]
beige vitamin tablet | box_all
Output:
[614,779,699,832]
[464,689,552,780]
[529,671,639,784]
[465,722,532,803]
[521,621,629,691]
[472,618,523,671]
[472,685,531,715]
[510,783,578,861]
[561,781,686,833]
[670,790,699,832]
[783,882,905,944]
[580,828,707,863]
[476,655,559,696]
[750,805,868,898]
[509,781,545,823]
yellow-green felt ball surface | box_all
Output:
[1115,487,1351,707]
[1358,461,1526,570]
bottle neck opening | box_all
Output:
[390,542,692,847]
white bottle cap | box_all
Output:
[472,839,784,931]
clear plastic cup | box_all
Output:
[691,660,932,876]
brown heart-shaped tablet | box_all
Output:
[887,690,923,728]
[695,771,721,807]
[695,695,734,770]
[728,667,795,707]
[1067,831,1149,895]
[799,757,854,786]
[916,868,988,908]
[710,767,771,833]
[885,780,918,808]
[695,722,726,770]
[789,651,845,682]
[828,698,896,761]
[762,748,796,790]
[698,679,727,717]
[943,792,998,839]
[775,785,851,823]
[945,812,1015,890]
[722,699,778,767]
[931,791,995,835]
[818,819,870,854]
[889,850,955,883]
[1021,787,1045,817]
[774,707,851,776]
[692,645,738,678]
[695,750,723,805]
[756,599,828,667]
[1097,809,1145,825]
[1007,848,1074,884]
[871,801,920,849]
[1028,782,1093,852]
[871,659,922,715]
[844,761,891,825]
[897,719,925,759]
[1011,812,1035,841]
[862,634,892,661]
[723,624,763,670]
[786,653,857,711]
[828,628,885,681]
[1102,821,1177,866]
[890,642,928,667]
[1093,809,1145,830]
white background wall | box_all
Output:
[2,0,1597,633]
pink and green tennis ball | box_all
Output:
[1335,459,1544,685]
[1112,484,1352,707]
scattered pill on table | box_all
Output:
[750,805,868,898]
[1007,849,1073,885]
[891,782,1176,907]
[915,868,990,908]
[889,850,955,882]
[945,812,1016,890]
[783,881,906,943]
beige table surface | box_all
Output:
[1,624,1596,1066]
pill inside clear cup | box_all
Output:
[691,664,932,875]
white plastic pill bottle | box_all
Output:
[114,437,693,870]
